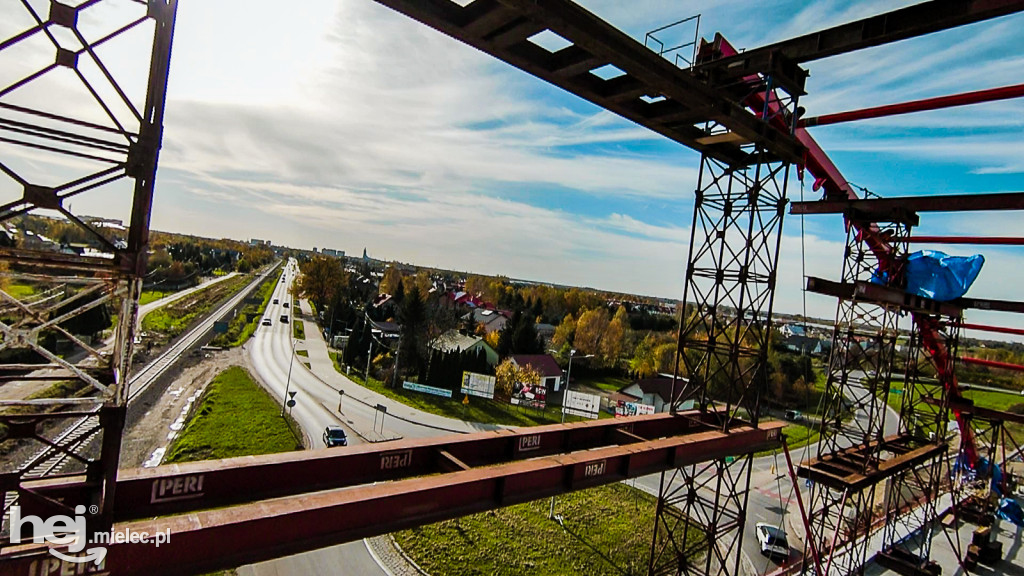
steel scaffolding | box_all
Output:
[0,0,177,536]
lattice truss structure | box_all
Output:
[652,69,797,575]
[876,316,962,572]
[0,0,175,533]
[800,216,911,575]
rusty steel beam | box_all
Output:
[805,277,964,317]
[954,295,1024,314]
[791,192,1024,216]
[1,421,785,576]
[698,0,1024,82]
[22,411,722,521]
[926,396,1024,426]
[797,434,948,492]
[370,0,804,166]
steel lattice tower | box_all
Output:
[651,140,792,575]
[0,0,177,535]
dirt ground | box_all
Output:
[120,346,250,468]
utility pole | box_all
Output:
[281,338,297,417]
[392,334,401,389]
[365,337,373,383]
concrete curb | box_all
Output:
[388,535,431,575]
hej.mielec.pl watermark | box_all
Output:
[9,504,171,566]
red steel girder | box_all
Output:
[953,321,1024,337]
[1,420,785,576]
[21,411,729,521]
[791,192,1024,216]
[799,83,1024,127]
[959,356,1024,373]
[899,236,1024,246]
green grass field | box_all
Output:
[5,283,36,299]
[395,482,703,576]
[331,352,562,427]
[293,319,305,340]
[163,366,302,463]
[574,374,630,392]
[139,289,175,306]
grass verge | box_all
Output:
[139,289,176,306]
[755,421,821,458]
[330,352,562,427]
[395,482,703,576]
[210,268,282,347]
[142,274,251,339]
[293,319,305,341]
[163,366,302,463]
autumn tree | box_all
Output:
[297,257,347,313]
[551,314,575,351]
[494,359,541,400]
[599,306,629,367]
[379,264,404,295]
[573,307,610,357]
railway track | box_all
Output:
[1,264,280,529]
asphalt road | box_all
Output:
[238,260,390,576]
[236,260,916,575]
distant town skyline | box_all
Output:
[3,0,1023,339]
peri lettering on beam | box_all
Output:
[150,474,206,503]
[380,449,413,471]
[517,434,542,452]
[584,460,607,478]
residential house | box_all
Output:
[779,323,807,338]
[430,330,499,366]
[463,308,508,334]
[510,354,564,392]
[617,375,684,413]
[783,335,823,356]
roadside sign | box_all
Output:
[286,399,296,407]
[376,403,387,413]
[289,391,297,398]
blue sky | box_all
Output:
[2,0,1024,337]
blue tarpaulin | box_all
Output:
[904,250,984,301]
[998,498,1024,527]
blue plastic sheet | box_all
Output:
[998,498,1024,527]
[904,250,984,301]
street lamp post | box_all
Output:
[281,338,298,417]
[548,348,593,520]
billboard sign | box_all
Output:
[563,390,601,419]
[461,371,496,399]
[403,381,452,398]
[615,401,655,417]
[511,381,546,409]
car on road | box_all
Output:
[755,522,789,559]
[273,298,279,304]
[323,426,348,447]
[261,318,272,326]
[283,302,289,308]
[280,314,289,323]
